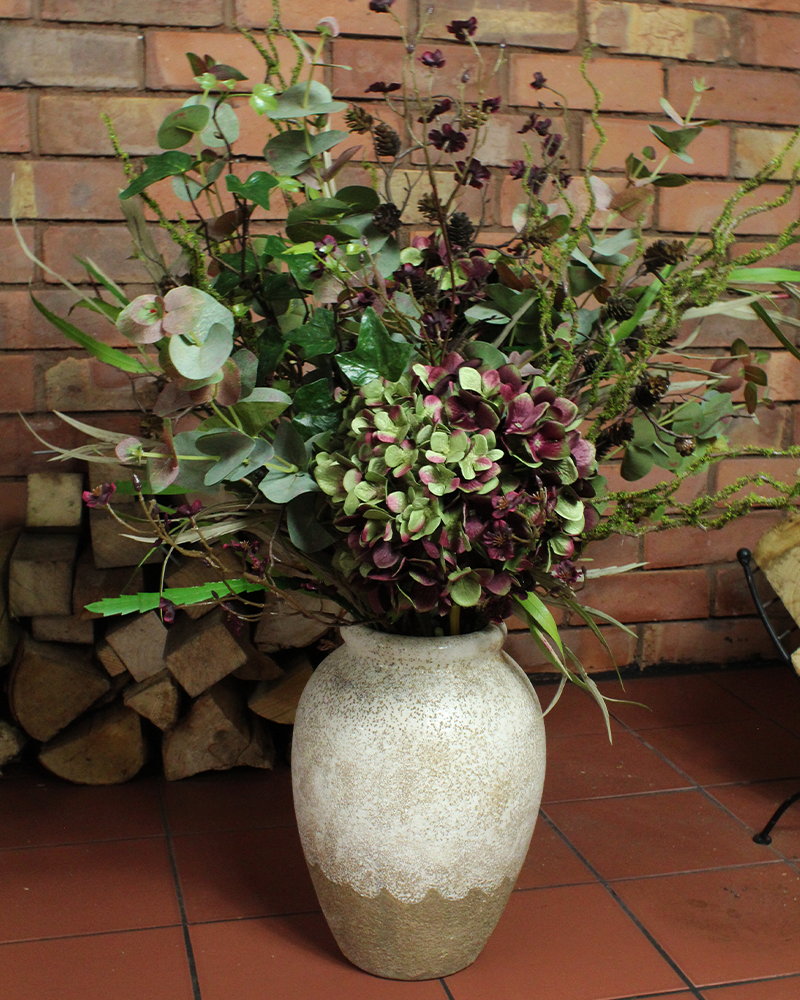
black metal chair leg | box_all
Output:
[752,790,800,845]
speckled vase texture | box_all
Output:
[291,622,546,980]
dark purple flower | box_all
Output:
[518,113,544,135]
[365,81,401,94]
[482,96,501,114]
[159,597,177,624]
[509,159,526,179]
[455,157,491,188]
[368,0,395,10]
[315,234,338,254]
[420,49,445,68]
[531,71,547,90]
[558,169,572,188]
[429,122,468,152]
[446,17,478,42]
[543,133,563,158]
[418,98,452,123]
[535,117,553,136]
[421,310,453,338]
[176,499,203,518]
[83,482,116,508]
[553,560,582,587]
[526,164,549,195]
[482,520,516,561]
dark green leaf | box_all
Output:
[649,124,703,160]
[744,364,768,386]
[620,444,654,481]
[293,377,343,438]
[285,253,320,290]
[157,105,211,149]
[750,299,800,362]
[653,174,691,188]
[287,309,336,356]
[225,171,279,211]
[336,185,380,213]
[285,221,361,244]
[119,152,194,200]
[269,80,347,119]
[273,419,309,470]
[287,492,335,553]
[337,307,413,386]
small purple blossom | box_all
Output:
[176,499,203,518]
[509,159,526,180]
[429,122,468,152]
[364,81,401,94]
[482,96,501,114]
[446,17,478,42]
[83,482,116,508]
[368,0,395,11]
[418,98,452,124]
[159,597,177,624]
[455,157,491,189]
[543,133,563,158]
[420,49,445,68]
[531,71,547,90]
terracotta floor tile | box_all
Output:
[542,731,690,803]
[514,815,597,890]
[706,780,800,861]
[614,864,800,987]
[711,668,800,737]
[190,913,447,999]
[546,790,776,881]
[702,975,800,998]
[639,718,800,786]
[595,674,759,731]
[533,680,623,739]
[173,825,319,923]
[0,927,194,1000]
[161,763,295,834]
[0,765,163,849]
[0,838,181,943]
[445,883,686,1000]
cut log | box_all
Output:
[89,508,162,569]
[248,652,313,725]
[0,528,22,666]
[237,715,276,770]
[754,514,800,627]
[38,702,149,785]
[104,611,168,682]
[9,532,80,617]
[32,614,95,645]
[165,546,244,620]
[254,592,343,653]
[124,669,181,731]
[26,471,84,529]
[0,719,27,771]
[162,678,252,781]
[8,636,111,741]
[96,636,128,677]
[164,606,248,697]
[72,548,145,620]
[232,644,284,682]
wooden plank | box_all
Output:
[9,532,80,617]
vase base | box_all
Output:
[308,863,514,980]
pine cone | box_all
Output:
[594,420,634,459]
[605,294,636,323]
[582,354,603,376]
[675,435,697,456]
[372,202,402,233]
[373,122,401,158]
[631,374,670,410]
[417,192,442,222]
[345,106,374,134]
[643,239,687,274]
[446,211,475,248]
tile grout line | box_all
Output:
[157,782,203,1000]
[438,977,456,999]
[537,811,706,1000]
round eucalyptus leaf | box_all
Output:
[157,105,211,149]
[172,174,204,202]
[183,96,239,148]
[168,322,233,380]
[163,286,234,343]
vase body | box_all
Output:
[291,623,546,980]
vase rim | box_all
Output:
[340,621,507,662]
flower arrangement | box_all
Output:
[18,2,800,695]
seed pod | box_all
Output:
[643,239,687,274]
[675,435,697,456]
[445,211,475,248]
[344,106,374,134]
[373,122,402,157]
[605,294,636,323]
[631,374,670,410]
[372,202,402,233]
[594,420,634,459]
[417,192,442,222]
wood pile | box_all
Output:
[0,471,339,783]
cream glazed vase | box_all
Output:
[291,621,546,980]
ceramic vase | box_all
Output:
[291,622,546,980]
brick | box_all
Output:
[43,225,178,285]
[677,0,800,10]
[165,606,248,697]
[733,128,800,181]
[9,531,79,617]
[236,0,409,34]
[641,617,782,666]
[577,567,710,623]
[712,562,783,619]
[105,610,168,682]
[0,159,132,221]
[588,1,731,61]
[146,30,296,90]
[726,403,791,450]
[0,481,27,532]
[0,288,133,351]
[505,623,638,674]
[739,13,800,69]
[599,460,708,505]
[43,355,157,413]
[681,309,785,351]
[759,351,800,402]
[0,92,30,153]
[669,65,800,127]
[38,95,184,157]
[580,533,642,571]
[26,471,84,529]
[583,116,729,178]
[714,455,800,500]
[0,27,141,89]
[510,54,663,114]
[0,355,36,414]
[423,0,578,50]
[659,181,800,236]
[643,510,786,569]
[42,0,224,25]
[0,224,35,283]
[0,0,32,15]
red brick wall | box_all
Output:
[1,0,799,671]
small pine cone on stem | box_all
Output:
[373,122,402,157]
[372,202,402,233]
[417,192,443,222]
[446,211,475,248]
[345,106,374,134]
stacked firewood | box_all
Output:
[0,471,339,784]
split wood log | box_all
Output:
[72,549,145,620]
[754,514,800,628]
[104,611,168,682]
[162,677,272,780]
[164,606,248,697]
[124,669,181,731]
[26,472,84,529]
[38,702,149,785]
[96,636,129,677]
[254,592,343,653]
[238,715,276,770]
[9,532,80,617]
[8,636,111,741]
[89,508,161,569]
[165,546,244,620]
[0,719,27,771]
[31,614,95,645]
[0,528,21,667]
[232,644,283,682]
[248,652,313,725]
